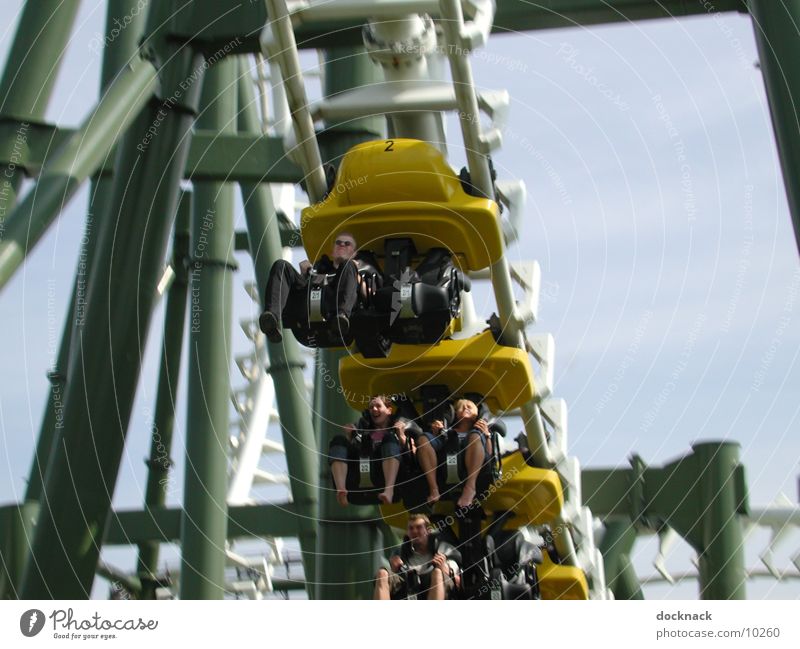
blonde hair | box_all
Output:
[407,513,431,527]
[453,399,477,414]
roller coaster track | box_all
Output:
[263,0,609,598]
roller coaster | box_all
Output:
[1,0,799,601]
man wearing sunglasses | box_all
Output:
[259,232,359,344]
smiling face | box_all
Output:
[368,396,393,428]
[331,232,356,265]
[453,399,478,429]
[406,515,430,550]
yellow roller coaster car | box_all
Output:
[537,553,590,600]
[300,139,502,271]
[379,451,564,531]
[339,331,535,414]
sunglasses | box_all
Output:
[335,240,354,247]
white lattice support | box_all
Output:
[558,455,582,515]
[228,343,280,505]
[540,397,568,461]
[591,546,612,599]
[513,260,541,326]
[495,179,525,244]
[654,526,679,584]
[747,496,800,578]
[253,468,292,486]
[261,0,327,201]
[451,290,484,339]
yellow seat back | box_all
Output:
[483,453,564,527]
[301,139,502,271]
[338,331,535,413]
[538,553,590,600]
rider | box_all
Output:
[373,513,460,600]
[259,231,359,343]
[328,395,415,506]
[415,398,493,508]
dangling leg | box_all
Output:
[374,568,391,600]
[379,457,399,505]
[416,434,440,504]
[379,437,401,504]
[457,432,489,509]
[261,260,306,342]
[328,436,351,507]
[428,568,445,600]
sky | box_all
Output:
[0,1,798,599]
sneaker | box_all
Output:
[259,311,282,343]
[334,312,350,337]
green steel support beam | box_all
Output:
[598,520,643,600]
[315,48,386,601]
[0,56,159,291]
[664,442,748,600]
[166,0,746,52]
[105,503,304,545]
[26,0,148,506]
[0,502,39,599]
[271,578,307,592]
[237,58,319,594]
[0,1,82,121]
[96,562,142,598]
[136,193,191,599]
[749,0,800,256]
[490,0,746,31]
[0,124,303,184]
[20,0,206,598]
[179,57,238,600]
[583,442,749,599]
[186,131,302,183]
[0,0,81,221]
[9,0,149,601]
